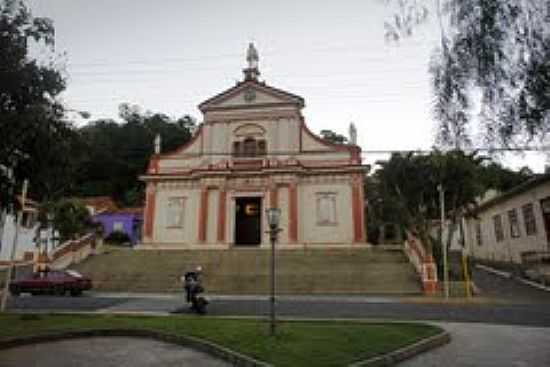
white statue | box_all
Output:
[349,122,357,145]
[154,133,161,154]
[246,42,259,70]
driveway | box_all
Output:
[401,322,550,367]
[473,266,550,303]
[0,337,229,367]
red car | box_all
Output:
[9,269,92,297]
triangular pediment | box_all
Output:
[199,80,304,112]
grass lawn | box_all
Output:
[0,314,442,366]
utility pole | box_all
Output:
[438,184,449,299]
[1,179,28,312]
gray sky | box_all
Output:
[28,0,546,172]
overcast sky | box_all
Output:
[28,0,547,172]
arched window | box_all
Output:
[232,138,268,157]
[243,138,256,157]
[233,141,241,157]
[258,140,266,155]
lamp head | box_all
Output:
[266,208,281,230]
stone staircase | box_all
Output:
[74,246,422,295]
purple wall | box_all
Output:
[94,213,142,245]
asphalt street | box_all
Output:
[6,267,550,327]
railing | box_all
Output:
[403,231,438,295]
[46,233,99,270]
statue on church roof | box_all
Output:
[349,122,357,145]
[247,42,259,69]
[244,43,260,81]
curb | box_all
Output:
[0,329,271,367]
[476,264,512,279]
[349,331,451,366]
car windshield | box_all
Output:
[65,270,83,278]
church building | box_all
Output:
[140,44,369,249]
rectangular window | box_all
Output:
[113,221,124,232]
[522,203,537,236]
[316,193,337,226]
[475,221,483,246]
[508,209,520,238]
[493,215,504,242]
[167,197,185,228]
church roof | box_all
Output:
[198,78,305,112]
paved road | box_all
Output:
[0,337,229,367]
[7,294,550,327]
[401,322,550,367]
[7,267,550,327]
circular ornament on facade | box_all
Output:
[244,88,256,102]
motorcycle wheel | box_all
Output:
[195,297,207,315]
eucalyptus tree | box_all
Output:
[385,0,549,149]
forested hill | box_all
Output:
[72,103,196,207]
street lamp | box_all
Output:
[266,207,281,336]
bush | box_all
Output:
[105,230,130,245]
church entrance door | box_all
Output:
[235,197,262,246]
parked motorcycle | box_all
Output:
[183,266,208,314]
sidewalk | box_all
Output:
[401,321,550,367]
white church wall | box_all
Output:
[153,187,201,245]
[299,183,354,244]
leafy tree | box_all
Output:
[0,0,78,206]
[319,129,348,144]
[385,0,549,148]
[74,104,196,206]
[369,149,532,274]
[46,198,91,241]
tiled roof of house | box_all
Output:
[474,174,550,213]
[78,196,118,214]
[114,207,143,215]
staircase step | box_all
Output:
[74,247,422,295]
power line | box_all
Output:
[110,147,550,159]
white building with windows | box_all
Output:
[139,45,369,249]
[466,175,550,263]
[0,197,40,263]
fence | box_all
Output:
[48,233,100,270]
[403,231,438,295]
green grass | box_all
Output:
[0,314,441,366]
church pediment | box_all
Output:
[198,80,305,112]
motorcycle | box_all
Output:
[183,267,208,314]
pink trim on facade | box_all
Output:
[352,180,365,243]
[144,183,156,240]
[289,182,298,242]
[299,117,362,163]
[217,190,227,242]
[198,188,209,243]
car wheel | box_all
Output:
[70,289,82,297]
[54,285,66,296]
[10,286,20,296]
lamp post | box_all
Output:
[265,207,281,336]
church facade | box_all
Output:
[139,45,369,249]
